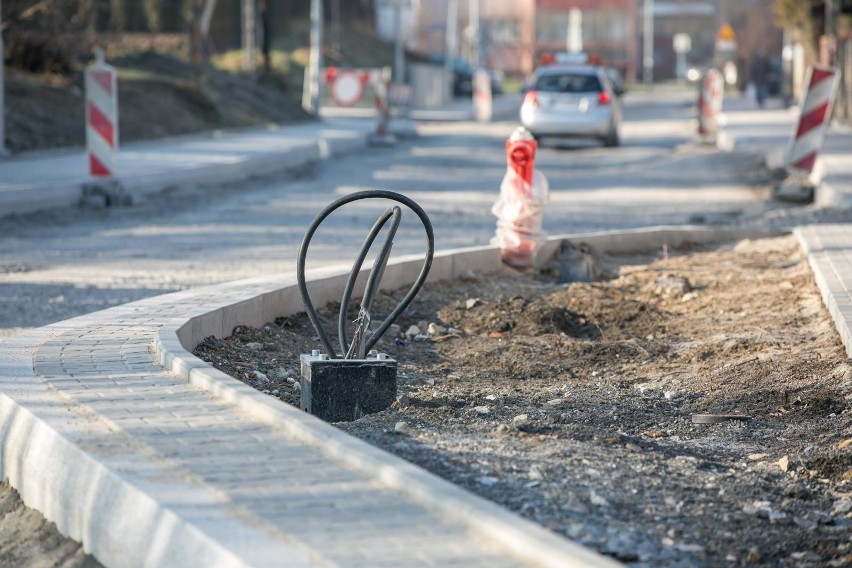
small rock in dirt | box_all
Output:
[465,298,481,309]
[748,453,769,461]
[681,291,698,302]
[512,414,530,427]
[473,405,490,415]
[790,551,823,563]
[477,476,498,486]
[675,543,705,554]
[654,275,692,295]
[485,394,497,401]
[832,499,852,515]
[777,455,790,472]
[413,334,431,342]
[663,390,679,400]
[458,270,477,281]
[394,421,411,434]
[286,376,297,385]
[838,438,852,450]
[544,398,566,407]
[589,490,610,507]
[389,323,401,336]
[245,342,263,350]
[427,322,447,335]
[529,465,544,480]
[793,516,818,531]
[448,327,464,335]
[253,370,269,383]
[746,546,761,563]
[271,389,279,396]
[405,325,421,337]
[292,382,301,391]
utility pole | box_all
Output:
[394,0,404,82]
[242,0,256,74]
[643,0,654,84]
[445,0,458,97]
[469,0,480,68]
[0,0,6,157]
[304,0,323,113]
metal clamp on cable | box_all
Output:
[296,190,434,422]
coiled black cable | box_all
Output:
[296,190,435,359]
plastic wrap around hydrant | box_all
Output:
[491,127,549,268]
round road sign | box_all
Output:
[330,71,365,107]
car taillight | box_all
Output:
[597,91,611,105]
[524,90,539,107]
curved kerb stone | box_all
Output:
[0,226,779,568]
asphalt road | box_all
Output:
[0,92,789,340]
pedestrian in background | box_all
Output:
[749,49,770,108]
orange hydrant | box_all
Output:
[491,127,549,268]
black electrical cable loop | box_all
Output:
[296,189,435,360]
[338,205,402,358]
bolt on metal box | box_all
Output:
[299,350,397,422]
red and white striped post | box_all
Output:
[696,68,723,143]
[473,68,492,123]
[785,65,840,177]
[85,49,118,177]
[368,66,396,146]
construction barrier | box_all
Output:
[785,65,840,176]
[696,69,723,143]
[491,127,549,268]
[323,67,383,109]
[85,50,118,177]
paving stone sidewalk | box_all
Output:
[0,263,616,568]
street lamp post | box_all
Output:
[643,0,654,84]
[469,0,480,68]
[303,0,323,113]
[394,0,404,82]
[445,0,457,98]
[0,0,6,157]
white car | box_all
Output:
[520,65,621,147]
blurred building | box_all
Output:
[377,0,783,83]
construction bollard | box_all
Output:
[369,66,397,147]
[491,127,549,268]
[774,65,840,202]
[696,69,723,144]
[85,49,118,177]
[473,68,493,123]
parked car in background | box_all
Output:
[519,65,621,147]
[606,68,626,97]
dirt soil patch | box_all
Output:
[195,234,852,567]
[5,51,311,155]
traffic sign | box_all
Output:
[717,23,736,42]
[673,33,691,54]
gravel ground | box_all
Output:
[196,233,852,567]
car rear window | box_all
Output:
[535,73,602,93]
